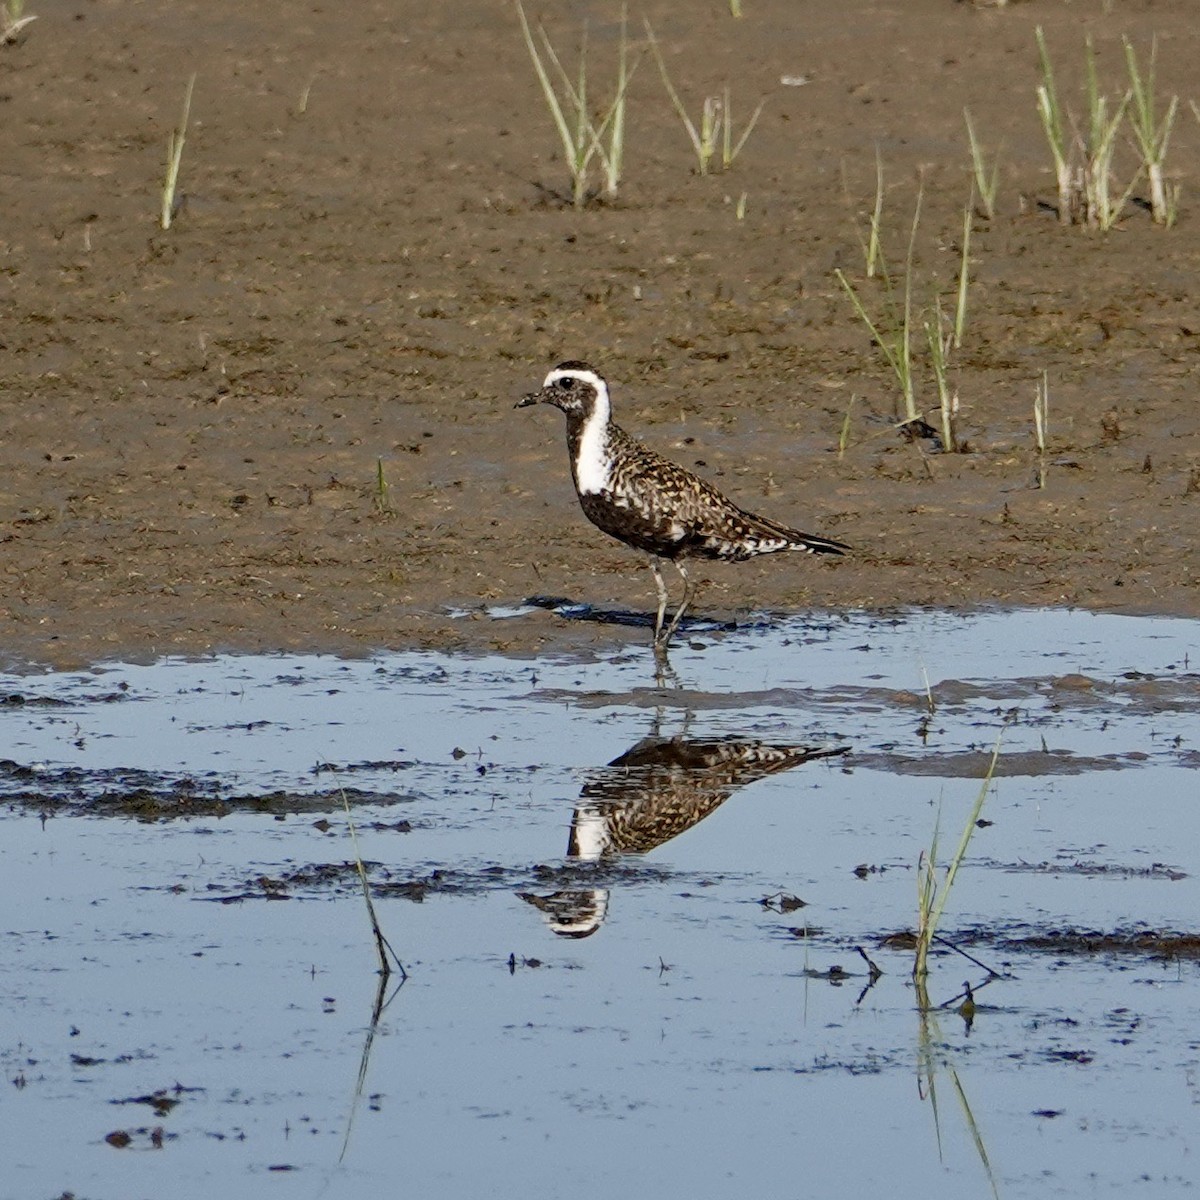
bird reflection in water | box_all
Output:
[520,732,848,938]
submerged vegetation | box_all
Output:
[913,731,1004,983]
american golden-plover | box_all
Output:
[517,360,848,649]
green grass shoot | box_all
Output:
[644,20,762,175]
[837,393,857,460]
[898,180,922,421]
[954,202,971,349]
[1035,28,1138,230]
[644,21,718,174]
[1123,36,1179,225]
[914,730,1003,981]
[1034,372,1049,454]
[925,297,957,453]
[836,266,914,422]
[963,108,999,220]
[837,174,976,448]
[721,85,766,170]
[298,74,317,116]
[835,179,923,423]
[1034,27,1076,225]
[375,458,394,516]
[605,6,632,198]
[161,73,196,231]
[865,146,885,278]
[516,1,637,207]
[1034,370,1049,488]
[329,769,406,980]
[1083,35,1135,231]
[1,0,36,43]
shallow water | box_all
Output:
[2,608,1199,1198]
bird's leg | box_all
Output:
[660,560,695,648]
[649,557,670,642]
[652,646,678,689]
[651,629,684,686]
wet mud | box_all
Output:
[2,0,1200,669]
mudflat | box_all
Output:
[3,0,1197,667]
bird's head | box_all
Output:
[516,361,610,421]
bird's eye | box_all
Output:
[555,376,573,390]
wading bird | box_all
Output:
[517,361,848,650]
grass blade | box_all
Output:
[954,201,971,349]
[644,19,706,169]
[914,729,1004,980]
[1124,35,1179,224]
[729,96,766,164]
[161,73,196,231]
[516,1,579,184]
[963,108,999,220]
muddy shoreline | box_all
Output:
[2,0,1198,669]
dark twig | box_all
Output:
[931,932,1004,979]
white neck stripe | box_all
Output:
[569,377,613,495]
[574,404,610,493]
[570,806,610,860]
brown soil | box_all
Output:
[3,0,1198,668]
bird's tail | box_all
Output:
[790,530,850,556]
[750,512,849,556]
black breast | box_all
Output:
[577,489,689,557]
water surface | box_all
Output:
[3,608,1198,1198]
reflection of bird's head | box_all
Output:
[519,889,609,939]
